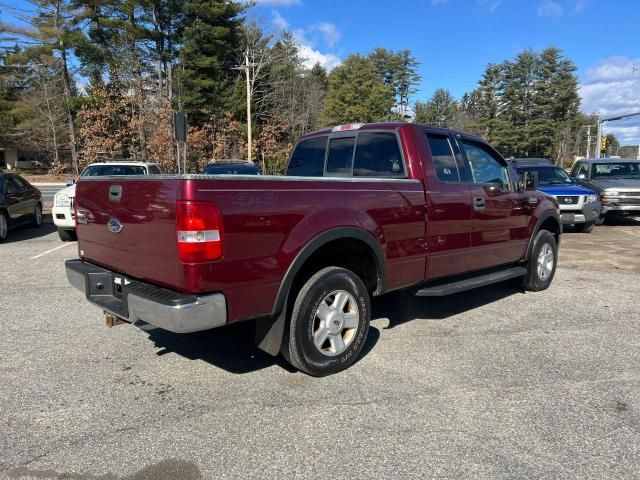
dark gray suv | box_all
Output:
[570,158,640,224]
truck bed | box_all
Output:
[74,174,427,322]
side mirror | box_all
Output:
[519,171,538,191]
[576,173,586,180]
[66,178,75,187]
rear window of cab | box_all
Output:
[286,131,405,178]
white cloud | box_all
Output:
[255,0,301,6]
[537,0,563,18]
[271,10,289,31]
[573,0,589,13]
[478,0,504,12]
[313,22,340,47]
[580,57,640,144]
[297,44,341,71]
[272,16,342,70]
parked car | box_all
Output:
[0,172,42,242]
[570,158,640,224]
[53,161,162,241]
[66,123,561,376]
[204,160,260,175]
[510,158,600,233]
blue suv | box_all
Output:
[511,158,601,233]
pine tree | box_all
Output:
[414,88,458,127]
[321,54,394,126]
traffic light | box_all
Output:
[601,136,607,152]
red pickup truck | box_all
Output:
[66,122,560,376]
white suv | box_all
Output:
[53,161,162,241]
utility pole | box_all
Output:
[245,52,252,163]
[234,52,255,162]
[584,125,593,158]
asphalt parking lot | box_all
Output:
[1,219,639,479]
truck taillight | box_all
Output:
[176,201,223,263]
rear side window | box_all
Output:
[326,137,356,176]
[287,136,327,177]
[353,132,404,178]
[427,134,460,183]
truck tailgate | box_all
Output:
[75,178,182,291]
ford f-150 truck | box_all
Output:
[66,123,561,376]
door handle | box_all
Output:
[473,196,485,210]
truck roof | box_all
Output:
[299,122,485,143]
[86,160,159,167]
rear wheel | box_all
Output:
[281,267,371,376]
[0,211,8,243]
[58,228,77,242]
[523,230,557,292]
[573,221,595,233]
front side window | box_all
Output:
[286,136,327,177]
[326,137,355,176]
[462,140,511,191]
[427,133,460,183]
[592,162,640,179]
[353,132,404,178]
[148,165,162,174]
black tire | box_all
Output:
[595,214,605,226]
[0,211,8,243]
[281,266,371,377]
[32,203,42,227]
[58,228,77,242]
[573,221,595,233]
[523,230,558,292]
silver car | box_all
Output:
[570,158,640,224]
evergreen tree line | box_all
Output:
[0,2,598,173]
[415,47,617,165]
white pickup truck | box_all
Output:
[53,161,162,241]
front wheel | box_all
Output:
[0,212,8,243]
[58,228,77,242]
[523,230,558,292]
[281,267,371,376]
[32,203,42,227]
[573,221,595,233]
[595,214,605,226]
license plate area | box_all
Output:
[86,271,129,318]
[561,213,575,222]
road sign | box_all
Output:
[174,112,187,142]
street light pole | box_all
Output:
[595,111,640,159]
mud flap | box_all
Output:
[255,305,287,356]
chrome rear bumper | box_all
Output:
[65,259,227,333]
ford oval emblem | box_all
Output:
[107,218,123,234]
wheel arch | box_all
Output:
[525,210,561,262]
[271,227,386,319]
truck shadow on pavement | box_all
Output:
[2,222,57,243]
[140,318,381,375]
[372,281,523,329]
[139,281,520,374]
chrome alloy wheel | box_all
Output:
[313,290,360,357]
[0,214,7,240]
[536,243,554,281]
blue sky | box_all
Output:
[255,0,640,145]
[2,0,639,145]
